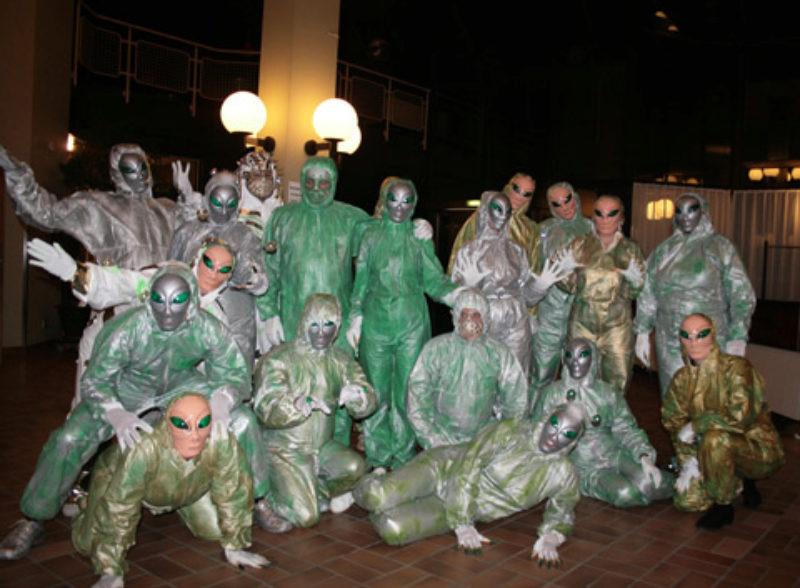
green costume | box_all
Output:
[406,289,528,449]
[253,294,377,528]
[19,264,265,521]
[534,339,673,507]
[633,193,756,396]
[350,178,456,468]
[72,413,253,577]
[260,156,370,445]
[531,183,592,393]
[353,413,580,546]
[661,324,784,512]
[561,232,645,393]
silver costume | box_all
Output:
[451,191,549,379]
[633,192,756,396]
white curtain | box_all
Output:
[631,183,732,257]
[732,189,800,301]
[631,183,800,302]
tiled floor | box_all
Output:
[0,343,798,587]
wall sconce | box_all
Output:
[220,91,276,152]
[304,98,360,159]
[763,167,780,178]
[748,168,764,181]
[792,167,800,180]
[646,198,674,221]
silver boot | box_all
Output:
[253,499,293,533]
[0,519,45,560]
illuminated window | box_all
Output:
[646,198,674,220]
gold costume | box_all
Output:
[662,338,785,511]
[561,232,645,393]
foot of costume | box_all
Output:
[253,499,293,533]
[695,503,734,529]
[0,519,45,560]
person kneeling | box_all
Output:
[72,393,269,588]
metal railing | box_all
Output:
[337,61,430,149]
[72,0,260,116]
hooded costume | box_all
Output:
[534,339,673,507]
[560,221,645,393]
[1,143,180,269]
[447,175,542,288]
[169,170,267,296]
[1,143,197,406]
[252,294,377,528]
[19,263,266,522]
[634,193,756,396]
[72,395,254,578]
[353,407,582,548]
[661,319,784,512]
[259,156,371,445]
[55,240,257,370]
[349,178,456,468]
[531,182,593,392]
[406,289,528,450]
[452,190,550,379]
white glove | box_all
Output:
[442,285,467,307]
[0,145,19,171]
[677,422,696,445]
[27,238,77,282]
[531,531,565,567]
[675,456,701,493]
[454,524,491,551]
[171,161,193,196]
[264,316,285,347]
[339,384,366,408]
[104,407,153,452]
[346,316,363,352]
[533,255,574,292]
[619,258,645,289]
[635,332,651,367]
[453,255,489,287]
[413,218,433,240]
[726,339,747,357]
[209,389,233,441]
[92,574,123,588]
[640,455,662,487]
[224,547,271,570]
[294,394,331,418]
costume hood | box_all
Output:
[109,143,152,199]
[300,156,338,208]
[294,293,342,353]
